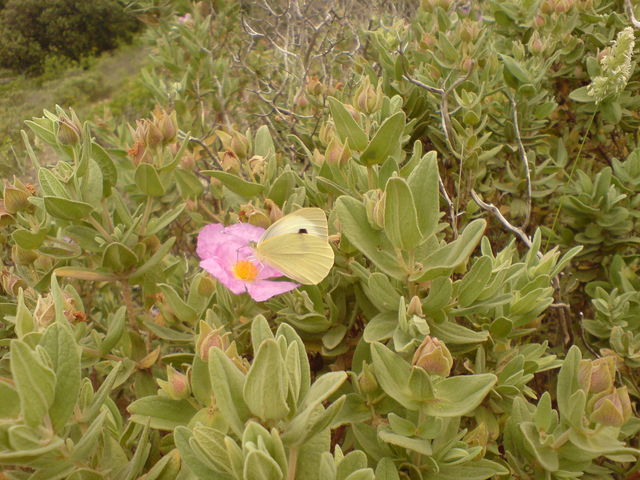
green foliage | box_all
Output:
[2,0,640,479]
[0,0,140,73]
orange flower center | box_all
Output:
[232,260,258,281]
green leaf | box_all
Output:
[424,460,509,479]
[267,170,298,206]
[457,256,492,307]
[359,112,405,165]
[244,339,290,421]
[335,196,405,280]
[135,163,165,196]
[0,382,20,418]
[202,170,264,197]
[130,237,176,280]
[423,374,497,417]
[100,306,127,355]
[158,283,198,324]
[384,177,422,250]
[255,125,276,160]
[378,430,432,456]
[91,142,118,196]
[44,196,93,220]
[411,219,486,281]
[375,458,400,480]
[568,86,595,103]
[244,450,283,480]
[370,342,421,410]
[145,204,185,236]
[12,228,47,250]
[10,339,56,427]
[80,159,104,206]
[54,266,117,282]
[102,242,139,273]
[40,323,81,433]
[500,54,531,84]
[38,168,68,198]
[407,151,439,238]
[556,345,582,418]
[71,410,108,460]
[128,396,198,430]
[209,348,251,436]
[328,97,368,151]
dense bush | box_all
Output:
[0,0,140,73]
[2,0,640,479]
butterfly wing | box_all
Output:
[259,207,328,241]
[255,233,334,285]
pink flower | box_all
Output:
[197,223,299,302]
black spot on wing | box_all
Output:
[298,228,308,234]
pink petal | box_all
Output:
[246,279,299,302]
[226,223,265,242]
[200,258,247,294]
[197,224,225,259]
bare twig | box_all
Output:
[625,0,640,28]
[470,189,535,251]
[183,134,223,170]
[438,175,458,237]
[509,96,532,229]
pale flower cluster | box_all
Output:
[587,27,635,103]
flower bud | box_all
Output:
[152,108,178,144]
[3,180,32,214]
[578,356,616,394]
[364,189,385,230]
[248,155,266,178]
[591,387,632,427]
[357,361,379,394]
[57,118,81,145]
[353,76,383,114]
[158,366,191,400]
[145,120,164,148]
[0,201,14,226]
[34,293,55,328]
[230,131,250,159]
[305,75,324,96]
[12,245,38,266]
[459,19,481,43]
[534,15,545,27]
[407,295,423,316]
[420,33,437,49]
[318,122,337,146]
[528,31,544,55]
[127,141,148,165]
[325,137,351,166]
[221,150,241,173]
[412,336,453,377]
[195,321,227,361]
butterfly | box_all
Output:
[254,207,334,285]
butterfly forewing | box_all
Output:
[259,207,328,241]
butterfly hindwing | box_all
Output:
[255,232,334,285]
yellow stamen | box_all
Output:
[232,260,258,281]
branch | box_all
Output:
[439,175,458,237]
[625,0,640,29]
[470,188,536,253]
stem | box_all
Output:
[287,447,298,480]
[87,216,114,243]
[367,165,376,190]
[139,196,154,236]
[120,279,138,329]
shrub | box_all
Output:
[0,0,140,73]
